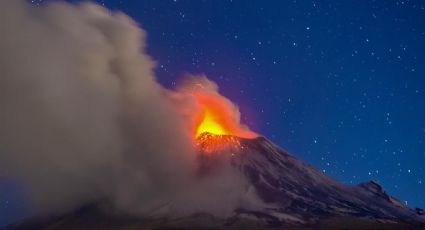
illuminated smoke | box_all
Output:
[173,75,257,139]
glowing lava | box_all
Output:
[192,94,257,139]
[196,132,243,154]
[195,110,227,137]
[193,97,255,153]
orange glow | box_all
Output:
[192,92,257,139]
[176,76,257,143]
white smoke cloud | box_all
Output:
[0,0,252,219]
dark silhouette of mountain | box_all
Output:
[3,133,425,230]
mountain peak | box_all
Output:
[195,132,244,154]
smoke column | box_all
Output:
[0,0,255,219]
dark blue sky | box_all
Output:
[2,0,425,226]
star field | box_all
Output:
[94,0,425,208]
[1,0,425,226]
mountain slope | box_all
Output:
[4,133,425,230]
[209,134,424,226]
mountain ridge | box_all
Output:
[197,133,424,226]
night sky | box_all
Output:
[1,0,425,226]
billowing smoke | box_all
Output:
[0,0,255,219]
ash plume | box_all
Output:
[0,0,253,219]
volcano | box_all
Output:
[4,133,425,230]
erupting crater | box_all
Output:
[193,107,254,153]
[184,78,257,153]
[195,132,243,153]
